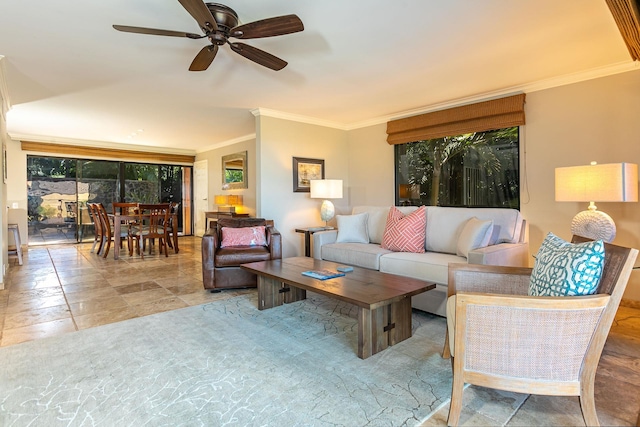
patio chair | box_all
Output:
[443,235,638,427]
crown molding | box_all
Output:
[9,133,196,156]
[345,60,640,130]
[195,133,256,154]
[252,60,640,132]
[251,108,348,130]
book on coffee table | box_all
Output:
[301,269,346,280]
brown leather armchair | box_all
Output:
[202,218,282,291]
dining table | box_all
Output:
[110,211,179,260]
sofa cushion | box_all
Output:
[456,217,493,258]
[380,251,466,284]
[425,207,523,254]
[321,243,392,270]
[381,206,426,253]
[352,206,389,244]
[351,206,420,244]
[215,246,271,267]
[336,213,369,243]
[528,232,605,297]
[220,226,267,247]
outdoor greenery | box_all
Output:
[27,156,186,239]
[225,169,244,183]
[395,127,519,208]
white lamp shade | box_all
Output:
[555,163,638,202]
[310,179,343,199]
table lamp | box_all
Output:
[214,194,243,213]
[310,179,343,228]
[555,162,638,242]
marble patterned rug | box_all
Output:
[0,292,476,426]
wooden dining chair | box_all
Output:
[112,202,138,215]
[87,203,104,254]
[95,203,114,258]
[166,202,180,253]
[113,202,138,250]
[130,203,171,258]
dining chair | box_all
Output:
[94,203,114,258]
[112,202,138,215]
[87,203,104,255]
[130,203,171,258]
[112,202,138,250]
[444,235,638,427]
[166,201,180,253]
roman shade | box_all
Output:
[386,94,526,145]
[606,0,640,61]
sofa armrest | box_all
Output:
[266,226,282,259]
[467,242,529,267]
[312,230,338,259]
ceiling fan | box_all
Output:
[113,0,304,71]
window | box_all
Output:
[27,156,192,245]
[395,127,519,208]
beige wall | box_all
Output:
[256,115,349,258]
[521,69,640,252]
[345,124,395,207]
[195,138,257,217]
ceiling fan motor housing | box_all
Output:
[206,3,239,33]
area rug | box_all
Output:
[0,292,464,426]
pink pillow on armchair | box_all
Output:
[381,206,426,253]
[221,226,267,247]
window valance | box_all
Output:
[606,0,640,61]
[386,93,526,145]
[21,141,195,164]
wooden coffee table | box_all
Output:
[240,257,435,359]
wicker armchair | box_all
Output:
[443,237,638,427]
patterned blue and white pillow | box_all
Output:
[528,232,605,297]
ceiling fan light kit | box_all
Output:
[113,1,304,71]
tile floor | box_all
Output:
[0,236,250,347]
[2,238,640,425]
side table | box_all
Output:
[205,211,250,231]
[295,227,334,257]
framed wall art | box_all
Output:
[293,157,324,192]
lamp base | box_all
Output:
[570,209,616,242]
[320,200,335,223]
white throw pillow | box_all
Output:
[336,213,369,243]
[456,217,494,257]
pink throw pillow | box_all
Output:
[221,226,267,247]
[381,206,426,253]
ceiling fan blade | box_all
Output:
[113,25,203,39]
[231,14,304,39]
[228,42,287,71]
[189,45,219,71]
[177,0,218,33]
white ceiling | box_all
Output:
[0,0,637,154]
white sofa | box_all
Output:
[312,206,529,316]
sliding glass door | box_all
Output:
[27,156,192,245]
